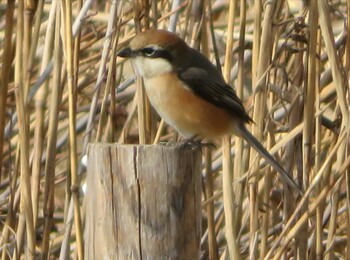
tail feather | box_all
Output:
[237,124,301,194]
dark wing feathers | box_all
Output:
[178,67,252,123]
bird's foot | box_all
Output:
[158,141,176,146]
[158,135,216,149]
[179,138,217,150]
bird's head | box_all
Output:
[117,29,187,78]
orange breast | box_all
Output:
[144,73,237,139]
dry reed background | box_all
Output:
[0,0,350,259]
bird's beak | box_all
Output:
[117,47,134,58]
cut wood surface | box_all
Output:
[85,143,202,259]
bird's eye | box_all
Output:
[142,47,156,57]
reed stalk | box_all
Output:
[41,1,61,257]
[0,1,349,258]
[0,0,15,181]
[62,0,84,258]
[222,0,240,259]
[14,0,35,258]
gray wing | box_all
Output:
[178,67,252,123]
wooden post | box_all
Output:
[85,144,202,259]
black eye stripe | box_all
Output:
[137,48,173,62]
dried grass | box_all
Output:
[0,0,349,259]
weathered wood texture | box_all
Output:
[85,144,202,259]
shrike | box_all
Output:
[118,29,299,192]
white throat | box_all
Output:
[131,57,173,78]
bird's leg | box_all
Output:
[158,135,216,149]
[179,135,217,149]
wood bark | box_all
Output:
[85,143,202,259]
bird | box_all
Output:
[117,29,300,192]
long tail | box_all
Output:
[237,123,301,194]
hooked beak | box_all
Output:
[117,47,134,58]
